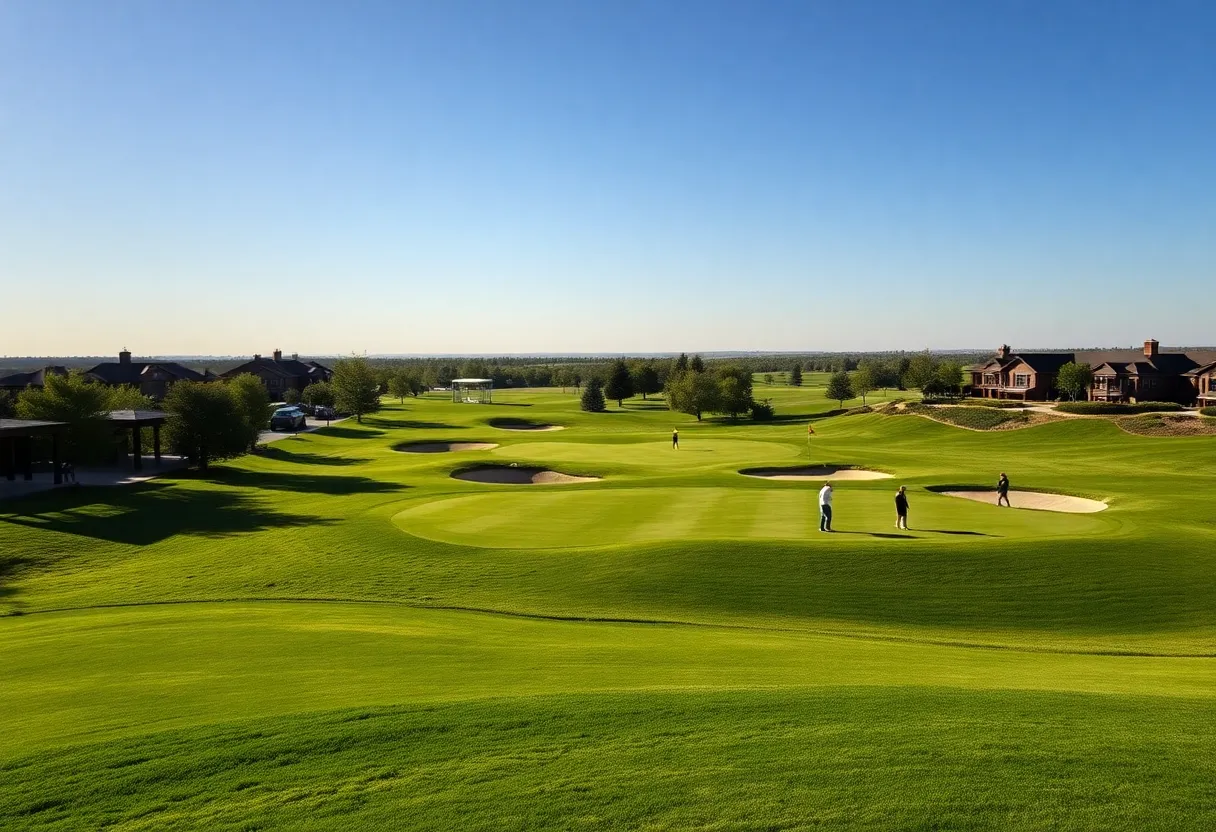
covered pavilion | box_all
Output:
[107,410,168,470]
[451,378,494,404]
[0,420,66,484]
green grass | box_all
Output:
[3,387,1216,828]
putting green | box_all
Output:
[392,486,1113,548]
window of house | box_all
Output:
[983,373,997,385]
[1013,373,1030,388]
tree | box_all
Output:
[301,381,335,408]
[666,371,719,421]
[1056,361,1093,401]
[764,373,774,386]
[936,363,963,398]
[388,369,414,403]
[904,351,938,391]
[282,388,301,405]
[17,371,111,463]
[632,362,661,400]
[162,381,248,471]
[853,365,876,406]
[689,354,705,373]
[716,376,751,421]
[789,364,803,387]
[604,359,635,407]
[826,371,855,408]
[105,385,155,412]
[580,379,606,412]
[674,353,689,374]
[0,390,13,419]
[227,374,271,452]
[331,356,381,423]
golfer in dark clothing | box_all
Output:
[895,486,909,530]
[997,472,1011,507]
[672,429,679,449]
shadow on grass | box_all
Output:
[257,447,368,467]
[922,529,995,537]
[834,531,915,539]
[310,426,387,439]
[197,468,407,495]
[360,418,465,431]
[0,483,336,546]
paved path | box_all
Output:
[0,456,190,502]
[258,416,349,446]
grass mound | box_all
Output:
[902,402,1030,430]
[1117,414,1216,437]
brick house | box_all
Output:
[969,340,1216,404]
[1189,361,1216,407]
[85,351,212,400]
[219,350,332,399]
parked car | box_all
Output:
[269,407,307,432]
[295,402,315,416]
[313,405,336,421]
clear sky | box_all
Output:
[2,0,1214,356]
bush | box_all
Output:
[1118,414,1216,437]
[1056,401,1183,415]
[958,399,1026,409]
[1201,406,1216,417]
[750,399,775,421]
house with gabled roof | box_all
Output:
[0,366,69,395]
[219,350,332,399]
[969,340,1216,404]
[84,350,211,400]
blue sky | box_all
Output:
[2,0,1213,356]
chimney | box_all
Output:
[254,354,262,361]
[119,349,131,366]
[1144,339,1158,358]
[997,344,1011,360]
[273,349,282,362]
[292,353,298,361]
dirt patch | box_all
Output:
[393,441,499,453]
[452,466,599,485]
[934,489,1107,513]
[488,419,564,432]
[740,466,892,481]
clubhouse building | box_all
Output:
[969,340,1216,404]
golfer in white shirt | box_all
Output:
[818,482,833,532]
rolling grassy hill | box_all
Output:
[2,384,1215,829]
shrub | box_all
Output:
[750,399,775,421]
[959,399,1026,409]
[1118,414,1216,437]
[1201,406,1216,417]
[1056,401,1183,415]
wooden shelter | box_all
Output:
[0,419,66,484]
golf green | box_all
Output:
[393,485,1112,548]
[2,380,1214,830]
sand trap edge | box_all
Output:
[934,488,1107,513]
[393,442,499,454]
[452,466,599,485]
[488,422,565,432]
[740,466,893,481]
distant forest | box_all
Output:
[2,351,993,390]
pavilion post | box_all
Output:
[131,426,142,470]
[153,423,162,462]
[21,437,33,481]
[52,430,63,485]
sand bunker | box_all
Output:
[394,441,499,453]
[488,419,564,432]
[936,489,1107,513]
[452,466,599,485]
[740,466,892,481]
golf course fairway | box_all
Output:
[3,380,1215,830]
